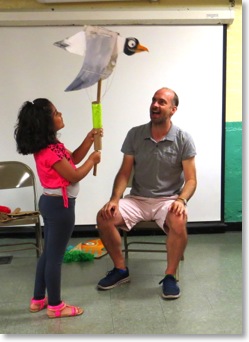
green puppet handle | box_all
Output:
[92,80,102,176]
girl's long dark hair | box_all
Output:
[14,98,58,155]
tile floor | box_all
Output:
[0,231,243,335]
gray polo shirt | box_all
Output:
[121,122,196,197]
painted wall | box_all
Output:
[0,0,242,223]
[225,122,242,222]
[225,1,242,222]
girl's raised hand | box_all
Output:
[88,128,104,142]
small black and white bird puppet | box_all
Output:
[54,25,148,91]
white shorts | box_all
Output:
[119,194,182,232]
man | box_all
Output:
[96,87,197,299]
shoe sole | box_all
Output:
[30,308,46,313]
[97,276,130,290]
[47,306,84,318]
[161,292,181,300]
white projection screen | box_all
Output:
[0,25,225,225]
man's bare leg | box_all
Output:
[96,210,130,290]
[97,211,126,270]
[165,212,187,275]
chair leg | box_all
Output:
[123,230,129,259]
[35,222,43,257]
[176,266,179,282]
[122,231,183,281]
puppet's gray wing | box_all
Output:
[65,27,118,91]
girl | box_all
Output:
[14,98,101,318]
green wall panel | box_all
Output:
[225,122,242,222]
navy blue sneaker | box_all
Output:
[159,275,181,299]
[97,267,130,290]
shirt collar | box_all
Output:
[144,122,177,142]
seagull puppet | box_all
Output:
[54,25,148,91]
[54,26,148,176]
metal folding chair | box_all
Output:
[0,161,43,257]
[121,170,183,280]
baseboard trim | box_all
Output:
[0,221,241,238]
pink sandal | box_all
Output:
[47,301,84,318]
[30,297,48,313]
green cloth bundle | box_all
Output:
[63,245,94,263]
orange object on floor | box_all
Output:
[72,239,107,259]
